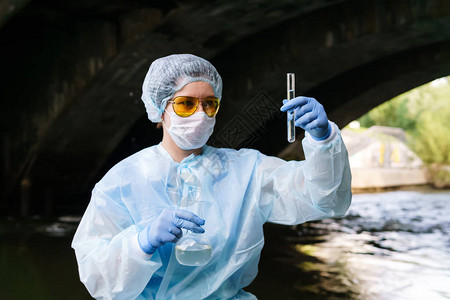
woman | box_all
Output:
[72,54,352,299]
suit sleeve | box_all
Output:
[257,121,352,225]
[72,186,162,300]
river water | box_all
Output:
[314,189,450,300]
[250,187,450,300]
[1,188,449,299]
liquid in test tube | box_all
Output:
[287,73,295,143]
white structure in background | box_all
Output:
[341,123,428,189]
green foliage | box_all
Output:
[427,165,450,188]
[358,94,416,130]
[356,76,450,165]
[410,104,450,164]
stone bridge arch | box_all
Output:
[1,0,449,215]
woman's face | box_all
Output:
[162,81,215,127]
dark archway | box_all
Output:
[1,0,450,215]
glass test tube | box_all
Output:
[287,73,296,143]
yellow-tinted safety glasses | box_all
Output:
[168,96,220,117]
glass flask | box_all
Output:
[174,172,212,266]
[175,232,212,266]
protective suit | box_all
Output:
[72,122,352,299]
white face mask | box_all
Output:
[163,111,215,150]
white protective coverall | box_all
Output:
[72,122,352,299]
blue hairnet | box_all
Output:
[141,54,223,123]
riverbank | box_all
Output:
[351,168,428,190]
[427,164,450,188]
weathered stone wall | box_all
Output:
[341,127,428,189]
[0,0,30,27]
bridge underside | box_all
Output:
[1,0,450,215]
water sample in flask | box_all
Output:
[175,232,212,266]
[287,73,296,143]
[174,178,212,266]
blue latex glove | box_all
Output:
[280,96,331,140]
[138,209,205,254]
